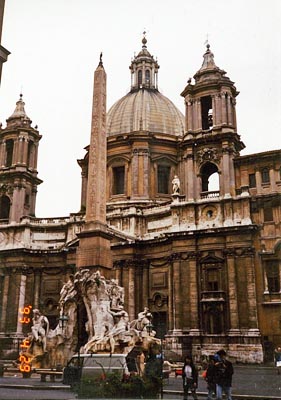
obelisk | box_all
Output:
[77,54,112,274]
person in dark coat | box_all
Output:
[205,355,216,400]
[182,355,198,400]
[274,346,281,375]
[214,349,234,400]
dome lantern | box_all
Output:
[129,32,159,91]
[6,93,32,129]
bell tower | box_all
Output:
[181,44,245,201]
[0,95,42,222]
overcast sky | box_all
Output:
[0,0,280,217]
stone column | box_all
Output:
[168,261,174,331]
[0,140,6,166]
[33,271,41,309]
[142,149,149,197]
[228,149,236,196]
[232,98,237,130]
[245,253,259,329]
[221,93,227,125]
[0,274,9,332]
[13,138,19,165]
[222,147,230,197]
[128,264,135,321]
[16,275,27,334]
[151,65,155,87]
[142,264,149,309]
[227,95,232,126]
[227,253,239,331]
[186,153,194,201]
[215,94,222,126]
[80,167,87,211]
[30,186,37,216]
[185,100,189,132]
[195,173,202,200]
[181,260,190,329]
[263,265,269,293]
[115,265,122,286]
[189,256,199,331]
[255,170,262,195]
[18,137,24,163]
[211,95,216,126]
[131,149,139,198]
[29,142,36,169]
[22,138,28,165]
[173,260,181,330]
[196,99,202,131]
[187,100,193,132]
[270,168,276,192]
[33,143,39,171]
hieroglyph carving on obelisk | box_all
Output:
[86,58,107,224]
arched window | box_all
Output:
[145,69,150,84]
[0,195,10,220]
[138,70,142,86]
[261,168,270,183]
[5,139,14,167]
[201,162,219,194]
[201,96,213,130]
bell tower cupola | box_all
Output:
[129,33,159,91]
[181,44,239,134]
[181,45,245,201]
[0,94,42,223]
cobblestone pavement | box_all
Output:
[164,364,281,398]
[0,364,280,399]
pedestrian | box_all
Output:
[182,355,198,400]
[205,355,216,400]
[214,349,233,400]
[274,346,281,375]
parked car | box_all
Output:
[63,353,130,386]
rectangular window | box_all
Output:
[113,166,125,195]
[249,173,256,188]
[206,268,219,291]
[266,261,280,293]
[157,165,170,194]
[264,201,273,222]
[262,168,270,183]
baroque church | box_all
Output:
[0,26,280,364]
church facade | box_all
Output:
[0,36,280,364]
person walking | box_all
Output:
[182,355,198,400]
[205,355,216,400]
[214,349,233,400]
[274,346,281,375]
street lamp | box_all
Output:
[58,314,69,332]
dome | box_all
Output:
[107,89,185,137]
[106,34,184,137]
